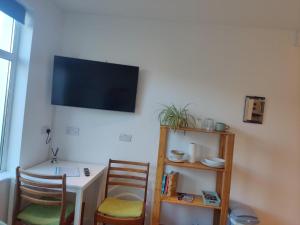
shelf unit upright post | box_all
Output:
[151,126,235,225]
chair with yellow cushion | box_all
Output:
[13,167,75,225]
[94,159,150,225]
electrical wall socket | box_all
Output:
[66,126,80,136]
[119,134,132,142]
[41,126,50,134]
[295,30,300,47]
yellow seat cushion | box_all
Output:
[98,197,143,218]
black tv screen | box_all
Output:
[51,56,139,112]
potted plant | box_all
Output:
[158,104,196,131]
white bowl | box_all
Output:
[203,158,225,167]
[171,150,185,160]
[211,157,225,164]
[203,159,222,166]
[201,159,224,168]
[169,155,188,162]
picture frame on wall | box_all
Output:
[243,96,265,124]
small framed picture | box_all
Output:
[243,96,265,124]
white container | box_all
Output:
[188,143,197,163]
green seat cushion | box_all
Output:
[0,221,6,225]
[98,197,143,218]
[17,203,74,225]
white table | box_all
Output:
[23,160,106,225]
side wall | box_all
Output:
[52,14,300,225]
[0,179,10,222]
[18,0,63,169]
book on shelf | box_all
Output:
[161,174,167,194]
[165,174,169,194]
[201,191,221,207]
[161,171,179,196]
[177,192,194,202]
[167,171,178,196]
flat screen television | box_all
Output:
[51,56,139,112]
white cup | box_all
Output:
[203,118,215,131]
[189,143,197,163]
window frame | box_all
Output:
[0,19,21,172]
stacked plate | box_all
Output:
[168,155,188,162]
[201,157,225,168]
[168,150,188,163]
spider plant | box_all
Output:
[158,104,196,131]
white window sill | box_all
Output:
[0,171,12,181]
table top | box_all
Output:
[26,160,106,192]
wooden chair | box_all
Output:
[94,159,150,225]
[13,167,75,225]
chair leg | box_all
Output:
[80,202,85,225]
[13,220,22,225]
[94,213,97,225]
[94,214,105,225]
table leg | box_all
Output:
[74,190,83,225]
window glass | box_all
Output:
[0,58,11,166]
[0,11,14,53]
[0,11,18,171]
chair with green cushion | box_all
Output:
[94,159,150,225]
[13,167,75,225]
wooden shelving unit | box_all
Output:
[161,195,221,210]
[164,159,225,172]
[151,126,235,225]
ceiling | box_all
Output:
[53,0,300,29]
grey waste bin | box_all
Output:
[228,201,260,225]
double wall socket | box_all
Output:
[119,133,132,142]
[41,126,51,134]
[66,126,80,136]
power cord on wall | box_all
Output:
[46,128,51,144]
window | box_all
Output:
[0,11,20,171]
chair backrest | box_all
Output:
[105,159,150,204]
[14,167,67,225]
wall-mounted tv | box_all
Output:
[51,56,139,112]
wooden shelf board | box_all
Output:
[161,125,234,135]
[161,195,221,210]
[165,159,225,172]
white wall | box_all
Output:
[0,179,10,222]
[52,13,300,225]
[17,0,64,169]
